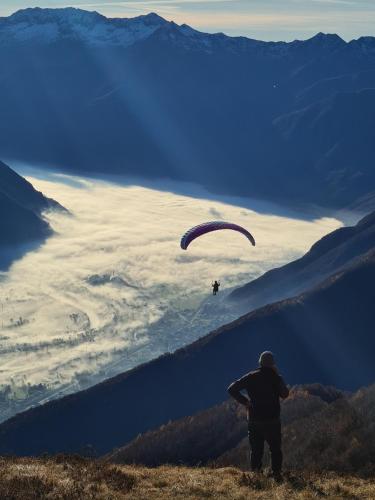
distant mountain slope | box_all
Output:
[230,210,375,308]
[269,88,375,204]
[0,248,374,455]
[1,8,375,207]
[0,160,62,256]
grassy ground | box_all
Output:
[0,456,374,499]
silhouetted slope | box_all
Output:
[230,211,375,309]
[1,8,375,206]
[0,250,374,455]
[0,161,63,266]
[109,400,245,467]
[0,160,58,213]
[0,191,51,245]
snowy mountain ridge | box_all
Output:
[0,7,267,51]
[0,7,366,53]
[0,8,168,47]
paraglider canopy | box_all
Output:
[180,221,255,250]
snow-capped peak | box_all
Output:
[8,7,105,25]
[0,8,168,47]
[0,7,360,56]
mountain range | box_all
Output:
[1,8,375,208]
[0,211,374,455]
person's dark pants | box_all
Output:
[248,418,282,474]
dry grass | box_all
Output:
[0,456,373,499]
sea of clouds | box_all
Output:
[0,171,341,408]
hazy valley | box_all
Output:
[0,164,341,422]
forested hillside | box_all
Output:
[109,383,375,476]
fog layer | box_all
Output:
[0,173,341,412]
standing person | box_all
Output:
[227,351,289,480]
[212,280,220,295]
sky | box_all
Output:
[0,0,374,41]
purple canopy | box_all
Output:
[180,221,256,250]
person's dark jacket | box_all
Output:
[228,367,289,421]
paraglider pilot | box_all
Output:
[212,280,220,295]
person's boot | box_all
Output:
[272,471,283,483]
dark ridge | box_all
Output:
[0,160,64,268]
[229,210,375,309]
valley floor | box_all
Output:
[0,457,374,499]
